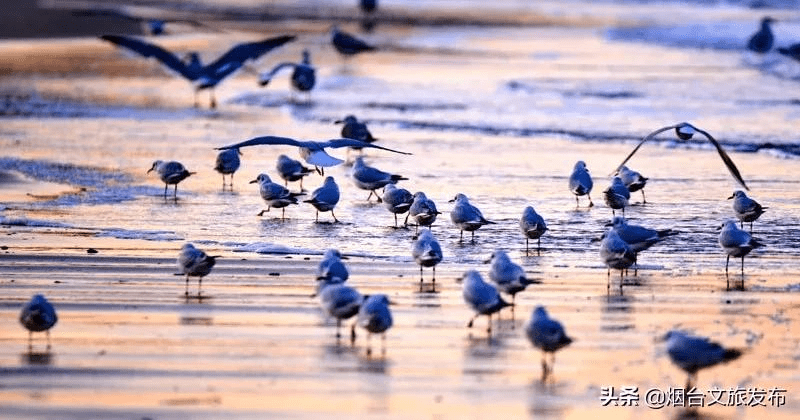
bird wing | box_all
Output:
[611,124,677,176]
[694,127,749,191]
[259,61,298,84]
[100,35,197,80]
[216,136,304,151]
[206,35,296,76]
[318,139,412,155]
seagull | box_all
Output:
[216,136,411,176]
[616,165,648,203]
[777,43,800,61]
[599,229,637,291]
[457,270,512,335]
[411,228,443,287]
[275,154,313,191]
[214,147,241,188]
[351,156,408,202]
[177,243,219,296]
[729,190,766,233]
[568,161,594,208]
[249,173,303,220]
[19,294,58,351]
[304,176,341,223]
[405,191,441,233]
[357,294,393,356]
[525,306,572,381]
[336,115,378,157]
[747,16,775,54]
[449,193,495,242]
[382,184,414,227]
[607,216,677,274]
[718,220,764,278]
[359,0,378,14]
[486,249,537,316]
[147,160,195,199]
[520,206,548,255]
[316,249,349,284]
[100,34,295,108]
[331,26,376,57]
[661,330,742,389]
[317,281,363,342]
[259,49,316,102]
[612,122,749,191]
[603,177,630,217]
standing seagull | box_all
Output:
[216,136,411,176]
[599,229,637,291]
[457,270,512,335]
[316,249,349,284]
[357,294,393,356]
[449,193,495,242]
[728,190,766,233]
[100,34,295,108]
[19,294,58,351]
[147,160,195,199]
[662,330,742,389]
[249,173,303,220]
[336,115,378,157]
[275,154,313,191]
[612,122,749,191]
[520,205,548,255]
[304,176,341,223]
[259,49,316,102]
[317,281,363,342]
[747,17,775,54]
[406,191,441,233]
[331,26,376,57]
[351,156,408,202]
[526,306,572,381]
[177,243,218,296]
[486,249,537,317]
[411,228,443,289]
[607,216,677,273]
[718,220,764,279]
[616,165,648,204]
[568,161,594,208]
[603,177,630,217]
[382,184,414,227]
[214,147,241,189]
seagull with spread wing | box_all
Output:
[100,34,295,108]
[612,122,749,191]
[216,136,411,175]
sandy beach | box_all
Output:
[2,1,800,419]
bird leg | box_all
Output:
[331,210,339,223]
[467,314,478,328]
[587,193,594,207]
[525,238,530,256]
[366,333,372,357]
[725,254,730,275]
[486,314,492,334]
[641,190,646,204]
[185,275,190,296]
[537,238,542,256]
[381,333,387,356]
[419,266,423,282]
[163,183,168,198]
[210,90,217,109]
[741,256,745,277]
[350,322,357,344]
[336,319,342,339]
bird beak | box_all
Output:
[340,256,349,260]
[604,221,613,227]
[146,167,154,174]
[448,198,455,203]
[727,194,734,200]
[387,299,398,306]
[482,257,492,264]
[334,120,343,124]
[249,179,258,184]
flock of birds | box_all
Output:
[18,12,779,387]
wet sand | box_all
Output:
[2,4,800,419]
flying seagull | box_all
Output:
[100,34,295,108]
[612,122,749,191]
[216,136,411,175]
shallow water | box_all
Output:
[1,1,800,418]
